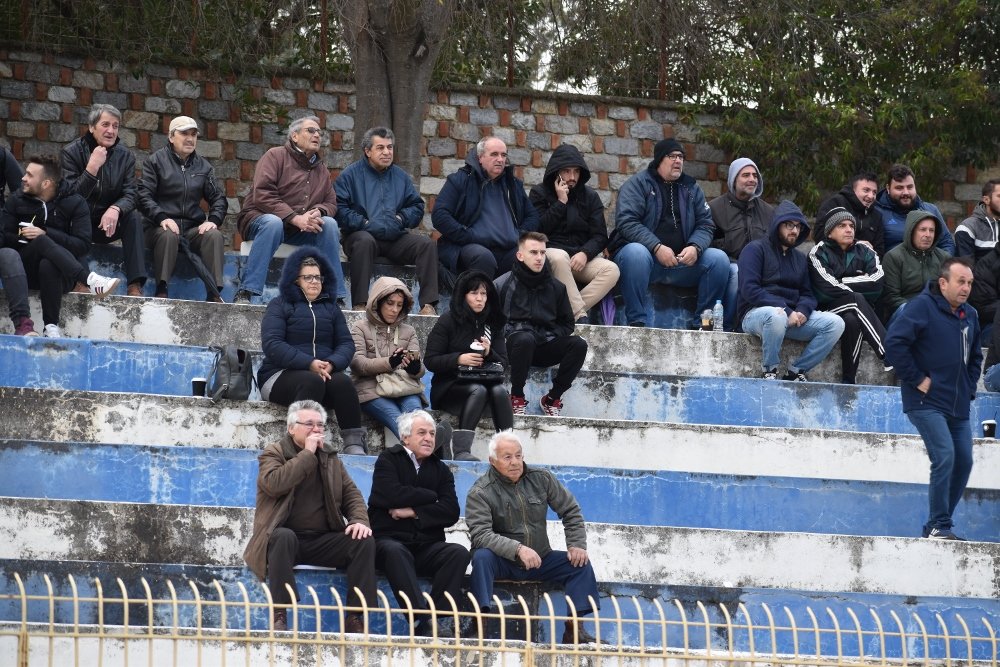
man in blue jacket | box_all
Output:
[738,201,844,381]
[875,164,955,255]
[885,257,981,540]
[609,139,729,328]
[336,127,438,314]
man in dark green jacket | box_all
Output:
[466,430,600,644]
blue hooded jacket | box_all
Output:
[875,189,955,255]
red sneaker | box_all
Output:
[539,394,563,417]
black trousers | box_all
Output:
[18,235,89,325]
[824,292,886,384]
[266,527,377,608]
[267,369,362,429]
[506,332,588,399]
[437,382,513,431]
[90,209,146,285]
[374,538,470,611]
[343,230,439,308]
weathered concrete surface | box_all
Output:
[3,498,998,599]
[4,387,1000,489]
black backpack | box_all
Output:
[208,345,255,402]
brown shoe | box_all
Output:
[343,614,365,634]
[207,295,224,303]
[127,283,143,297]
[418,304,437,316]
[562,621,602,644]
[70,282,89,294]
[272,608,287,631]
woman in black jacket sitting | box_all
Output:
[258,246,366,454]
[425,270,513,460]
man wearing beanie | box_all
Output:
[737,200,844,380]
[883,210,951,326]
[608,139,729,328]
[808,207,889,384]
[709,157,774,329]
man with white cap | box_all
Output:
[138,116,228,301]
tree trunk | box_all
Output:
[336,0,457,183]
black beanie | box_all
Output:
[652,139,684,169]
[822,207,856,237]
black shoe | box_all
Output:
[562,621,602,644]
[234,289,253,305]
[576,315,590,325]
[272,608,287,631]
[628,321,645,327]
[762,368,779,380]
[782,370,808,382]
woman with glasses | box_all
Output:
[258,246,367,454]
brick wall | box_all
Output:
[1,48,994,235]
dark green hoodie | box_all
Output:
[882,210,951,317]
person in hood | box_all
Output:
[495,232,585,417]
[432,136,538,279]
[60,104,147,296]
[875,164,955,254]
[954,179,1000,262]
[883,210,951,326]
[529,144,619,323]
[814,172,884,256]
[258,246,366,455]
[737,200,844,381]
[609,139,729,329]
[885,258,981,541]
[233,115,347,305]
[349,275,427,440]
[424,269,513,461]
[1,155,121,337]
[808,207,889,384]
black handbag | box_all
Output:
[457,361,505,384]
[208,345,255,402]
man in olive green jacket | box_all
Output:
[465,430,600,643]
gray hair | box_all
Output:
[361,126,394,152]
[397,409,435,439]
[288,115,321,140]
[487,429,522,460]
[476,136,503,157]
[286,400,327,428]
[88,104,122,126]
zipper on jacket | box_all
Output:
[308,301,318,358]
[515,484,530,552]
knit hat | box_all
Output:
[822,207,856,237]
[651,139,684,169]
[727,157,763,200]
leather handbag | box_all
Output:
[208,345,254,402]
[457,361,505,384]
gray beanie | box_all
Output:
[822,207,856,237]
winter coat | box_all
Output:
[814,185,885,256]
[808,236,884,307]
[494,259,575,342]
[236,141,337,238]
[954,202,999,262]
[349,276,427,405]
[709,157,774,261]
[885,281,981,418]
[465,463,587,562]
[431,149,538,272]
[258,246,355,388]
[335,159,425,242]
[138,146,227,229]
[368,444,460,545]
[882,211,951,318]
[969,244,1000,325]
[1,182,91,258]
[243,433,369,580]
[61,133,138,219]
[528,144,609,259]
[875,189,955,254]
[0,146,23,211]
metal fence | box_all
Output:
[1,573,997,666]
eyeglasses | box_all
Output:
[780,222,801,230]
[298,274,324,283]
[665,153,685,161]
[295,421,326,431]
[300,127,321,135]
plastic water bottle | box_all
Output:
[712,300,724,331]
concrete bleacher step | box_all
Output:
[3,386,1000,489]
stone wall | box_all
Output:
[0,48,993,232]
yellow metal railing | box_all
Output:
[0,573,997,666]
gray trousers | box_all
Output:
[144,221,225,288]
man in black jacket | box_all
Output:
[138,115,228,301]
[529,144,618,323]
[367,410,470,635]
[814,172,884,256]
[495,231,587,416]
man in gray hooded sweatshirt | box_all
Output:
[710,158,774,330]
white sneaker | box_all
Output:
[87,272,121,298]
[43,323,63,338]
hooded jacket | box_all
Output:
[736,200,815,326]
[882,210,951,317]
[808,223,885,307]
[494,258,575,342]
[432,149,539,272]
[814,184,885,256]
[875,188,955,254]
[969,242,1000,325]
[335,158,425,242]
[1,181,92,258]
[349,276,427,404]
[243,432,369,581]
[236,141,338,239]
[885,280,981,417]
[528,144,609,259]
[258,246,354,388]
[709,158,774,261]
[138,145,228,229]
[424,270,508,407]
[60,132,138,219]
[954,202,999,262]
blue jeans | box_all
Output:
[741,307,845,373]
[241,213,347,298]
[469,548,599,615]
[905,409,973,532]
[360,394,424,440]
[613,242,730,327]
[985,363,1000,392]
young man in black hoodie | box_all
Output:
[495,231,587,416]
[529,144,619,323]
[814,172,884,256]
